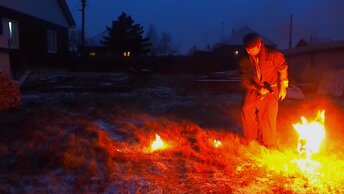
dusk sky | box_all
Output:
[66,0,344,54]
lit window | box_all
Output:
[89,51,96,56]
[123,51,131,57]
[47,29,57,53]
[2,18,19,49]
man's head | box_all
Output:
[243,33,262,56]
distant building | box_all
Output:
[83,30,114,58]
[87,31,107,48]
[0,0,75,73]
[191,26,278,70]
[283,40,344,87]
[213,26,277,56]
[226,26,277,47]
[295,38,309,48]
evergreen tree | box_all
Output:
[101,12,151,56]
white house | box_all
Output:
[0,0,75,77]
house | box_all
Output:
[199,26,277,59]
[0,0,75,76]
[283,40,344,95]
[295,38,309,48]
[212,26,277,56]
[192,26,278,70]
[84,30,115,58]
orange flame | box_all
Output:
[150,133,167,152]
[213,139,222,148]
[293,110,326,158]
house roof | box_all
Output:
[0,0,75,27]
[86,30,107,46]
[226,26,277,48]
[283,40,344,56]
[295,38,309,48]
[58,0,76,27]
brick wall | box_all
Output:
[0,36,11,77]
[0,35,21,112]
[0,73,21,112]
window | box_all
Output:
[47,29,57,53]
[123,51,131,57]
[2,18,19,49]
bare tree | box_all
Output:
[159,32,171,56]
[146,24,159,56]
[146,26,179,56]
[157,32,180,55]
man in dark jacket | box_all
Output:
[239,33,289,148]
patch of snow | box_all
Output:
[21,93,80,103]
[38,75,70,84]
[128,178,155,194]
[149,97,195,112]
[52,85,78,89]
[34,71,130,85]
[107,73,130,82]
[94,119,126,141]
[104,183,120,194]
[130,87,176,98]
[100,82,113,87]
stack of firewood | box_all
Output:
[0,73,21,112]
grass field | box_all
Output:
[1,72,344,193]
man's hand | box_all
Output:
[260,87,270,95]
[279,86,287,100]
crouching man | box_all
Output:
[239,33,289,148]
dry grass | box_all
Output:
[1,89,344,193]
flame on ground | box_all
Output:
[293,110,326,158]
[150,133,167,152]
[213,139,222,148]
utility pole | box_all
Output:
[81,0,86,57]
[288,13,293,49]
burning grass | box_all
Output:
[1,94,344,193]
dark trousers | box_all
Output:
[241,90,278,147]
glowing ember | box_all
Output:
[213,139,222,148]
[150,133,166,151]
[293,110,326,158]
